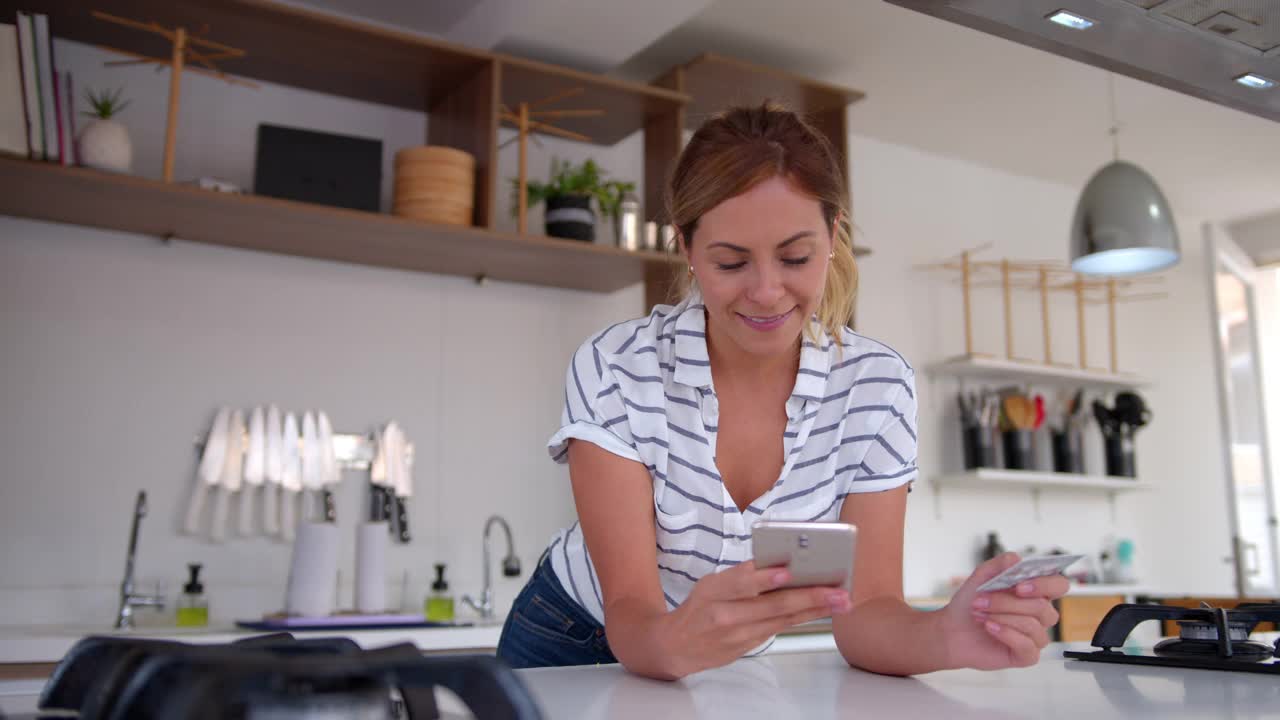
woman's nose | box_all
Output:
[746,264,785,306]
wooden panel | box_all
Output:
[1153,597,1279,637]
[1,0,494,111]
[428,61,499,229]
[0,662,55,680]
[0,158,680,293]
[498,57,688,147]
[676,52,864,124]
[1057,594,1126,643]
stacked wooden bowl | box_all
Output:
[393,146,475,226]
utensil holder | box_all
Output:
[962,424,995,469]
[1104,433,1136,478]
[1051,429,1084,474]
[1002,430,1033,471]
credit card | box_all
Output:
[976,554,1083,593]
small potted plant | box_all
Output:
[78,87,133,173]
[513,158,634,242]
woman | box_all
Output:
[496,103,1067,679]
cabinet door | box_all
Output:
[1057,595,1126,642]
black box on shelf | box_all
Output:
[253,124,382,212]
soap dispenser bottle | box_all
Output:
[176,563,208,627]
[425,563,455,622]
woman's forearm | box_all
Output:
[833,596,952,676]
[604,598,684,680]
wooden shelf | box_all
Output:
[933,468,1153,493]
[6,0,689,146]
[926,354,1150,390]
[499,57,688,146]
[0,158,680,292]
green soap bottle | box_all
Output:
[176,563,209,627]
[425,563,455,622]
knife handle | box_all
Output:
[370,484,385,523]
[238,485,255,536]
[210,488,230,543]
[395,496,410,543]
[263,483,279,536]
[322,489,337,523]
[280,489,296,542]
[184,480,210,535]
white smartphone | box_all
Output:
[751,521,857,592]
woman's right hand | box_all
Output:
[657,561,852,677]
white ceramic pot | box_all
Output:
[77,118,132,173]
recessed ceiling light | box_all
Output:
[1234,73,1276,90]
[1046,9,1095,30]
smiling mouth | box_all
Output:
[735,308,795,330]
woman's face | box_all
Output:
[688,175,833,362]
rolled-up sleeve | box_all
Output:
[547,339,641,465]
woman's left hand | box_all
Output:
[937,552,1070,670]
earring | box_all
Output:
[828,251,835,260]
[688,266,694,277]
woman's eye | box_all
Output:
[782,256,812,266]
[715,261,747,271]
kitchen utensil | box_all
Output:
[1113,391,1151,429]
[211,409,246,542]
[280,412,302,541]
[317,411,338,523]
[382,423,403,533]
[1033,394,1045,430]
[240,405,267,536]
[262,404,283,536]
[185,407,230,535]
[300,411,323,523]
[394,439,413,544]
[369,423,392,523]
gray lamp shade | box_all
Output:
[1069,161,1180,275]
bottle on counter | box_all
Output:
[176,563,209,627]
[981,532,1005,563]
[425,563,455,622]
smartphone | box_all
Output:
[751,521,857,592]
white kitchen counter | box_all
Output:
[517,644,1280,720]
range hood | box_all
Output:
[884,1,1280,124]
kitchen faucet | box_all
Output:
[115,490,165,629]
[461,515,521,620]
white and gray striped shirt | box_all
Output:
[544,290,918,630]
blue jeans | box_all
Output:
[496,553,617,669]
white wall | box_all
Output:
[0,38,1239,631]
[849,134,1235,597]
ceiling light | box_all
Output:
[1046,10,1095,30]
[1234,73,1276,90]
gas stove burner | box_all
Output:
[1153,637,1274,660]
[1065,602,1280,674]
[35,633,544,720]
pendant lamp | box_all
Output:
[1070,75,1180,275]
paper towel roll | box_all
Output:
[284,522,340,617]
[355,522,388,613]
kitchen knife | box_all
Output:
[369,424,389,523]
[280,412,302,541]
[211,409,246,543]
[262,404,283,536]
[300,411,323,523]
[185,407,230,535]
[240,405,267,536]
[395,439,414,543]
[382,422,403,531]
[317,411,339,523]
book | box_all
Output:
[65,70,76,165]
[0,22,28,157]
[52,67,64,164]
[15,12,40,158]
[33,13,56,161]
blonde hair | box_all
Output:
[665,102,858,343]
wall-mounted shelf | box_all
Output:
[930,468,1151,522]
[0,158,680,293]
[926,354,1150,390]
[933,468,1152,492]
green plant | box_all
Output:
[511,157,635,219]
[82,87,131,120]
